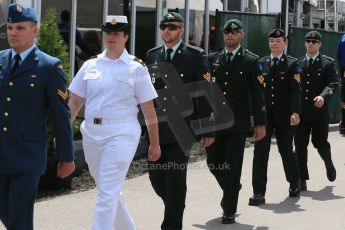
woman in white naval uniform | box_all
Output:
[68,15,161,230]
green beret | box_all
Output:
[268,29,286,38]
[160,12,184,24]
[223,19,244,32]
[305,31,322,42]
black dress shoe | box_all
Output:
[300,180,307,191]
[248,194,265,206]
[326,162,336,182]
[289,187,300,197]
[222,213,235,224]
[340,128,345,135]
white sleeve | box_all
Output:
[68,61,88,98]
[134,65,158,104]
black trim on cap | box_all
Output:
[101,23,130,32]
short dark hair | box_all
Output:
[60,10,70,22]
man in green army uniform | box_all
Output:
[295,31,338,191]
[145,12,214,230]
[206,19,266,224]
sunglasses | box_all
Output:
[223,28,242,35]
[305,39,319,44]
[159,24,181,31]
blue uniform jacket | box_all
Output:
[0,46,73,175]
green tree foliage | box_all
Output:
[37,8,70,82]
[36,8,80,154]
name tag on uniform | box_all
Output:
[83,70,101,80]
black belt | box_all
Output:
[94,118,102,124]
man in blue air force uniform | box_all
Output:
[0,4,75,230]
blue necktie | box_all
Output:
[11,54,21,75]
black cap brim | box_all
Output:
[101,23,130,32]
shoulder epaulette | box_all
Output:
[322,55,334,62]
[187,44,204,53]
[245,49,259,58]
[259,56,269,62]
[147,45,163,54]
[134,57,146,66]
[88,55,98,60]
[286,55,298,61]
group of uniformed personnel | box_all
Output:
[0,3,342,229]
[203,20,339,226]
[148,16,340,227]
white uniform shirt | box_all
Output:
[69,49,157,120]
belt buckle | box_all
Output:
[94,118,102,125]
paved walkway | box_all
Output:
[1,126,344,230]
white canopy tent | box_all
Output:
[305,0,318,7]
[136,0,223,11]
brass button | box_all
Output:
[225,72,228,75]
[30,83,35,87]
[4,112,8,117]
[9,82,13,86]
[224,82,228,85]
[305,97,308,100]
[306,89,309,92]
[223,101,226,105]
[180,74,184,78]
[6,97,11,102]
[223,92,227,95]
[272,94,275,97]
[3,127,7,132]
[272,102,275,105]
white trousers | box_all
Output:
[80,120,141,230]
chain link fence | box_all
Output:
[214,11,280,57]
[289,27,343,123]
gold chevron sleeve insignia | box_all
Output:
[209,112,215,122]
[294,74,301,83]
[203,72,211,82]
[257,74,264,85]
[57,89,68,100]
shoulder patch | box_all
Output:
[245,49,259,58]
[134,57,146,66]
